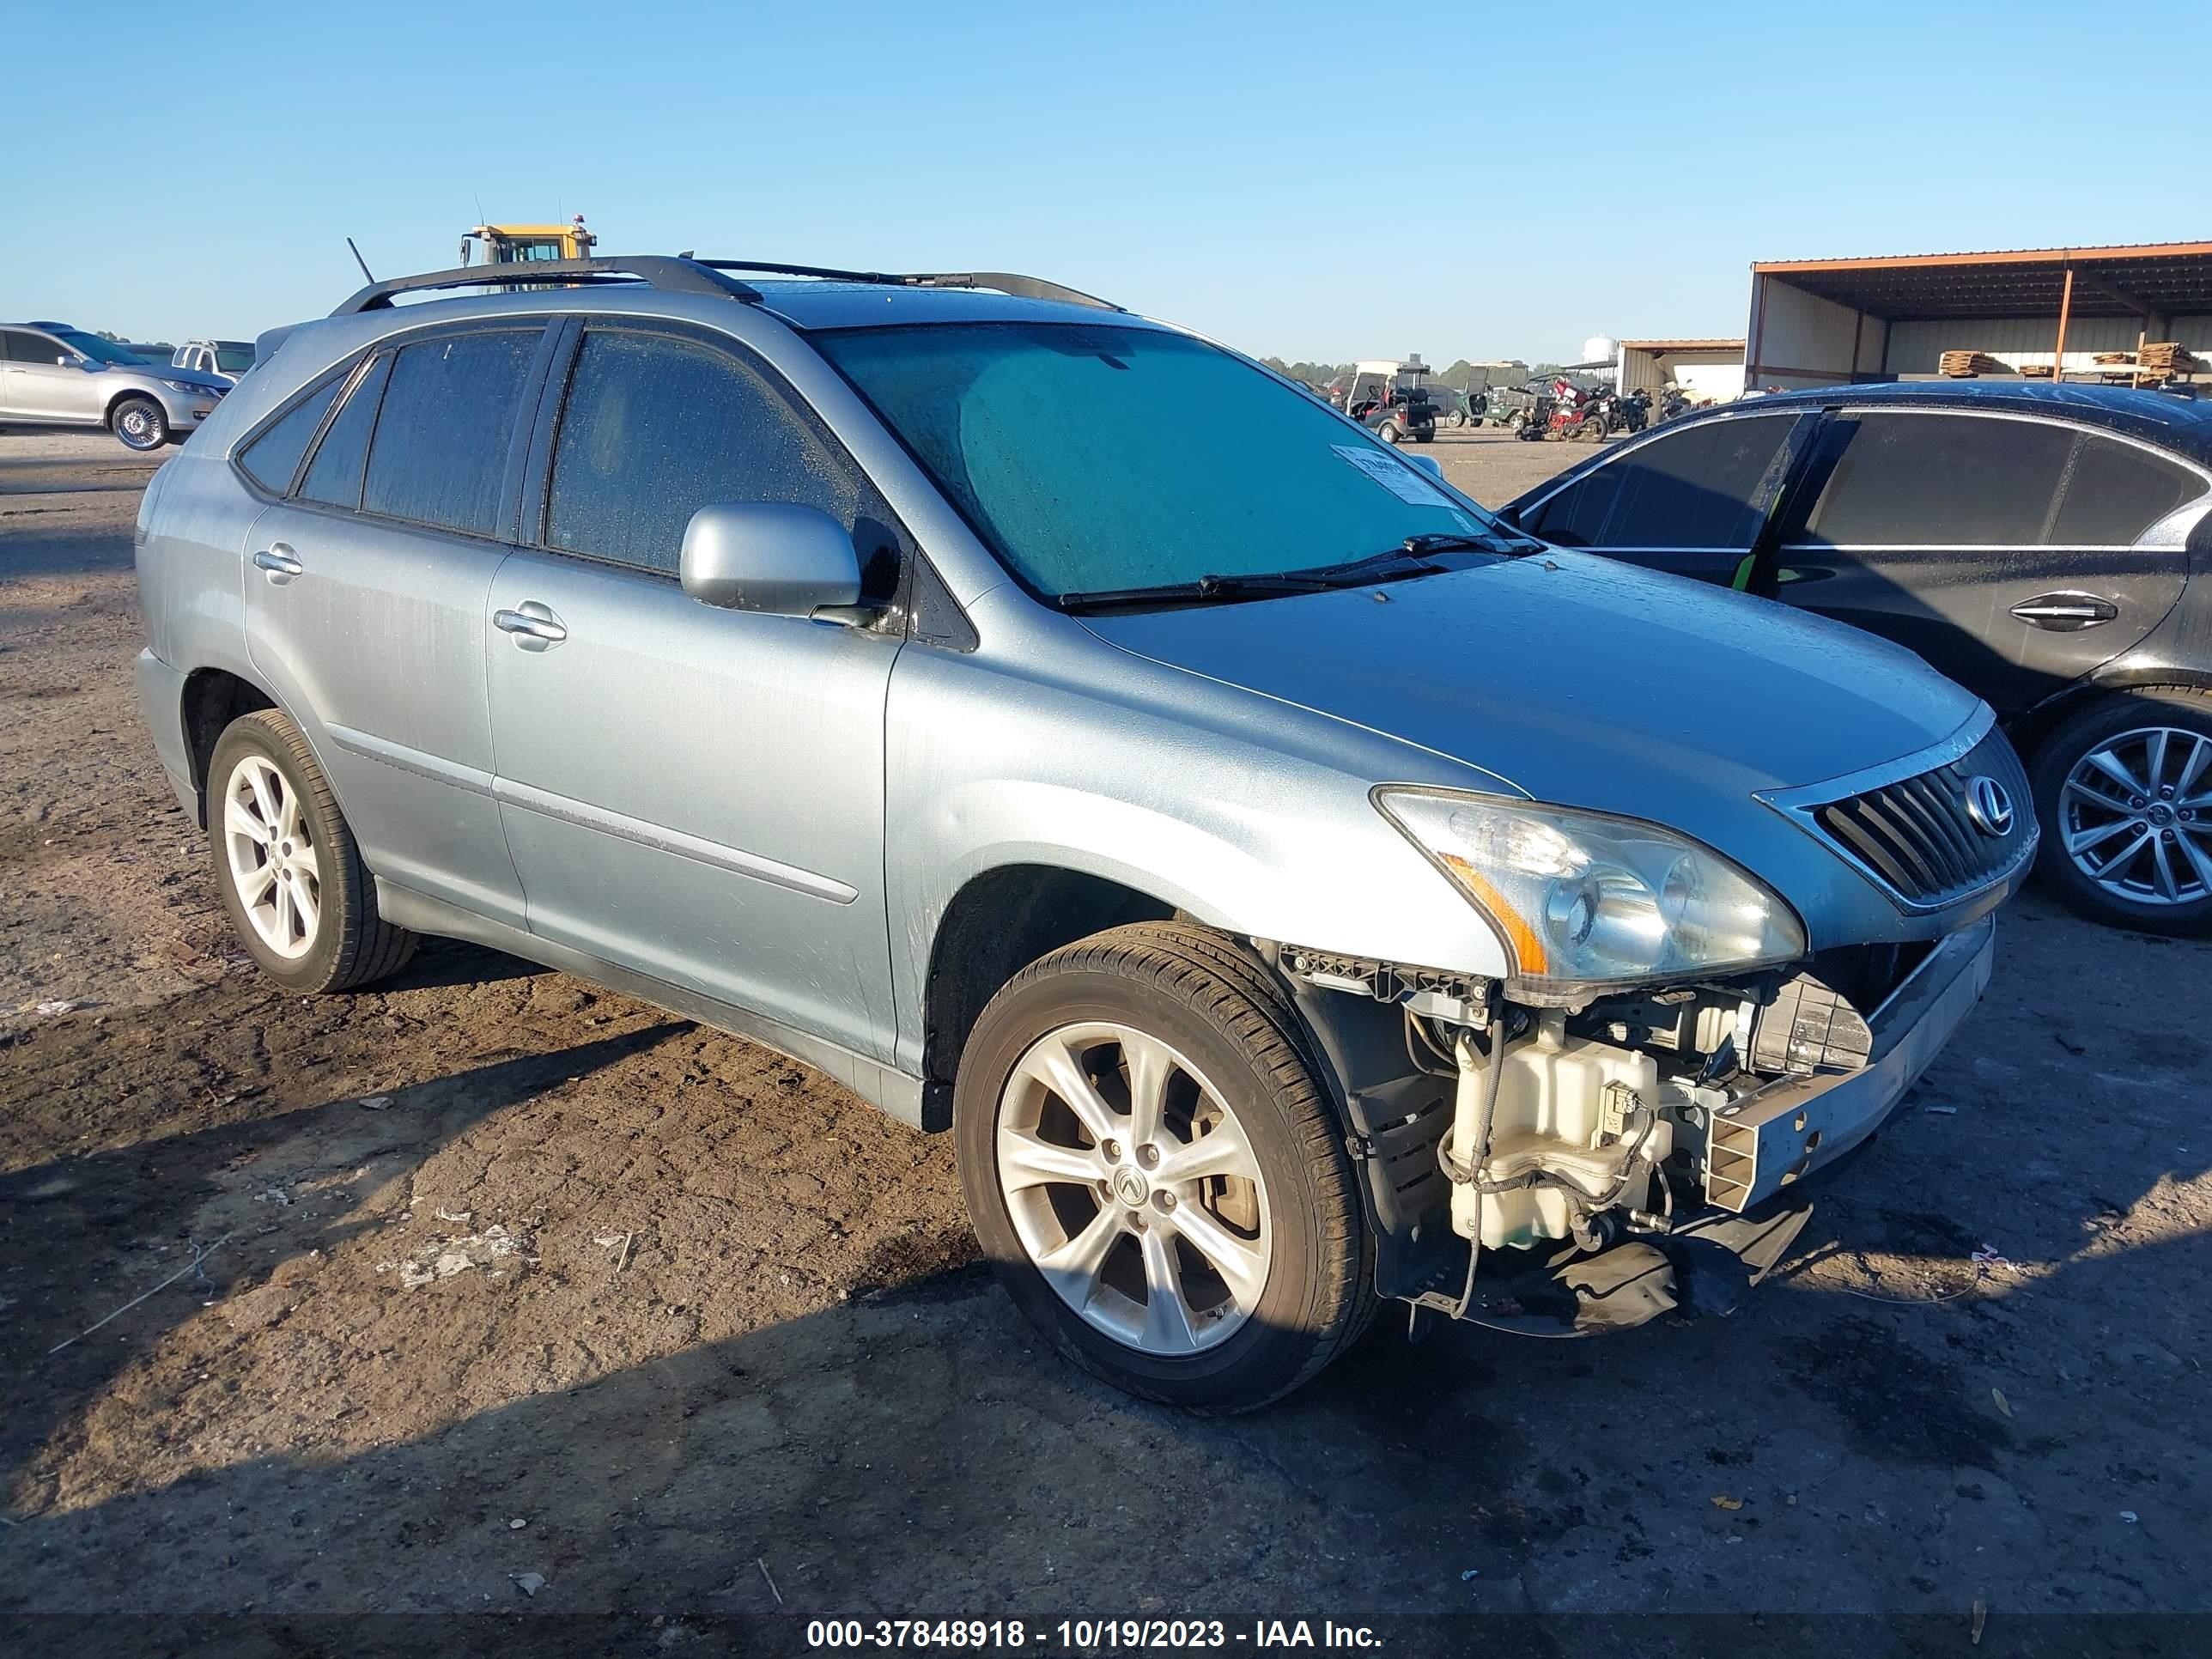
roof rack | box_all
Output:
[331,257,762,317]
[690,260,1122,313]
[331,255,1121,319]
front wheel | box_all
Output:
[2031,690,2212,933]
[955,924,1376,1412]
[207,709,419,991]
[112,396,167,452]
[1376,421,1402,445]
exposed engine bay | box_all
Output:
[1272,929,1981,1336]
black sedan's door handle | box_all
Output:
[2010,592,2119,631]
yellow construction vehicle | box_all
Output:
[458,216,597,267]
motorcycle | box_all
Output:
[1545,389,1610,442]
[1658,387,1693,422]
[1613,388,1650,434]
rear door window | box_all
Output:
[2049,432,2207,544]
[239,373,345,495]
[361,331,539,538]
[1527,415,1795,549]
[544,327,862,575]
[297,353,392,511]
[1800,412,2073,546]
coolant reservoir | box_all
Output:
[1448,1019,1670,1250]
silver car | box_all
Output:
[0,321,230,450]
[133,254,2036,1409]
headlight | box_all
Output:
[1374,787,1807,994]
[161,378,213,396]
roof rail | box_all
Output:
[331,256,762,317]
[693,260,1122,313]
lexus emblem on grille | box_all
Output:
[1964,775,2015,838]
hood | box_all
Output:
[1077,551,1983,895]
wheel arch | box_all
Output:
[919,863,1182,1129]
[2008,668,2212,763]
[104,386,167,428]
[179,665,281,826]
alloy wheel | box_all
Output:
[222,753,322,957]
[2059,725,2212,906]
[995,1021,1272,1356]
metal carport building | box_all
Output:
[1744,240,2212,390]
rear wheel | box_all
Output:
[206,709,418,991]
[1376,421,1402,445]
[955,923,1376,1412]
[2031,690,2212,933]
[112,397,167,452]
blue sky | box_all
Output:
[9,2,2207,362]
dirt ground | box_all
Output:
[3,428,2210,1656]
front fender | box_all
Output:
[884,630,1516,1075]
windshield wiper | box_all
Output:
[1403,530,1547,557]
[1058,550,1453,613]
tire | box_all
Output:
[2030,689,2212,934]
[112,396,167,452]
[1505,411,1526,432]
[1376,421,1401,445]
[1413,428,1434,443]
[954,922,1377,1412]
[206,709,418,992]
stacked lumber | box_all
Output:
[1938,349,2008,378]
[2019,362,2055,377]
[2093,351,2137,365]
[2141,342,2203,374]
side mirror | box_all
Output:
[1407,453,1443,480]
[679,501,862,617]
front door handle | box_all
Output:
[2010,592,2118,631]
[252,544,303,583]
[494,602,568,651]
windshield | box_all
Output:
[815,323,1498,599]
[215,345,255,372]
[51,330,145,367]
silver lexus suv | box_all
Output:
[1,322,231,449]
[133,254,2036,1409]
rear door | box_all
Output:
[1507,410,1814,586]
[483,319,903,1063]
[241,325,549,927]
[1765,410,2203,714]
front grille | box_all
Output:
[1806,729,2035,908]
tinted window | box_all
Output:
[1802,412,2073,546]
[298,354,392,510]
[238,374,344,495]
[2051,433,2207,544]
[545,329,861,574]
[1529,416,1793,550]
[361,331,538,538]
[3,331,58,363]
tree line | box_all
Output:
[1259,356,1564,391]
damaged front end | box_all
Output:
[1276,914,1996,1337]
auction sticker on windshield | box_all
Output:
[1330,444,1462,511]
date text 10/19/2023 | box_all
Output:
[805,1619,1386,1650]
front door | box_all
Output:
[2,331,106,423]
[1765,410,2199,714]
[483,322,903,1063]
[243,328,544,927]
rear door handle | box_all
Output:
[494,603,568,651]
[2010,592,2118,631]
[252,544,303,583]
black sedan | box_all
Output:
[1498,381,2212,933]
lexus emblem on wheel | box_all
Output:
[1964,775,2015,837]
